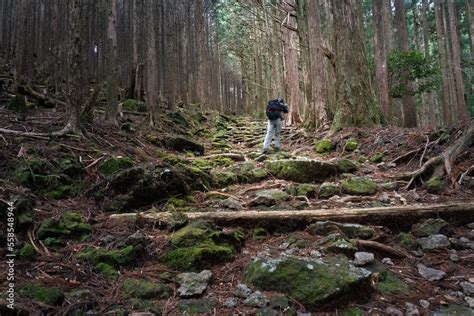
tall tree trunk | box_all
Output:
[331,0,380,130]
[105,0,119,126]
[304,0,328,129]
[283,1,302,126]
[145,0,159,126]
[434,0,452,126]
[62,0,84,135]
[446,0,470,126]
[372,0,391,124]
[394,0,417,127]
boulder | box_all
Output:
[417,264,446,281]
[416,234,450,250]
[162,221,243,271]
[97,166,189,212]
[245,256,372,310]
[164,136,204,155]
[248,189,290,207]
[265,159,338,183]
[331,158,357,173]
[177,270,212,298]
[411,219,450,237]
[341,176,377,196]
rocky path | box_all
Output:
[1,110,473,315]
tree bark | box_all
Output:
[105,0,119,126]
[372,0,391,124]
[144,0,159,126]
[331,0,380,130]
[394,0,417,127]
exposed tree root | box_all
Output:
[398,122,474,188]
[17,85,67,108]
[355,239,407,258]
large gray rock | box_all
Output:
[354,252,375,266]
[97,166,189,212]
[416,234,450,250]
[264,159,338,183]
[177,270,212,298]
[248,189,289,207]
[245,256,372,310]
[460,281,474,296]
[412,219,450,237]
[235,283,253,299]
[417,264,446,281]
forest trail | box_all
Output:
[1,106,473,315]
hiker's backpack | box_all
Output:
[266,99,281,120]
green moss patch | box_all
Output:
[425,176,445,193]
[18,243,36,260]
[38,212,91,241]
[162,221,243,271]
[122,99,147,112]
[95,262,118,279]
[370,152,384,163]
[99,156,134,177]
[20,284,64,305]
[345,139,358,151]
[122,278,171,299]
[314,139,334,154]
[341,177,377,195]
[76,245,138,268]
[377,272,410,295]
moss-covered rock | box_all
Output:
[212,171,237,188]
[318,182,340,199]
[76,245,138,268]
[314,233,358,255]
[425,176,445,193]
[411,218,450,237]
[20,284,64,305]
[308,221,375,239]
[285,183,317,198]
[345,139,358,151]
[249,189,290,207]
[341,176,377,196]
[99,156,134,177]
[178,299,217,315]
[252,228,268,240]
[377,272,410,294]
[37,212,91,241]
[265,159,338,183]
[398,232,418,250]
[314,139,334,154]
[163,221,243,271]
[331,158,357,173]
[167,111,189,128]
[122,278,171,299]
[245,256,372,310]
[233,162,269,184]
[370,152,384,163]
[165,136,204,155]
[59,158,84,177]
[122,99,147,112]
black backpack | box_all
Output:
[266,99,281,120]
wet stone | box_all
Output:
[354,252,375,266]
[177,270,212,298]
[416,234,450,250]
[460,281,474,296]
[244,291,268,308]
[405,302,419,316]
[385,306,403,316]
[235,283,253,299]
[417,264,446,281]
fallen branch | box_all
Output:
[458,165,474,186]
[110,202,474,227]
[190,153,246,162]
[354,239,407,258]
[17,85,66,108]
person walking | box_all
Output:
[263,97,288,154]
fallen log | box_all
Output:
[110,202,474,229]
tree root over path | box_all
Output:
[397,122,474,189]
[110,202,474,229]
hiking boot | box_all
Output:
[262,149,269,155]
[274,147,281,153]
